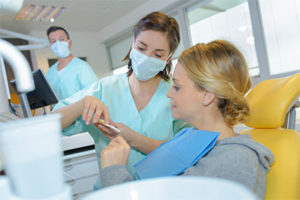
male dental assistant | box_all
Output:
[46,26,98,100]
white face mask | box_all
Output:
[51,41,70,58]
[130,47,167,81]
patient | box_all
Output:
[99,40,274,199]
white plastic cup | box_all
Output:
[0,114,65,198]
[0,176,13,200]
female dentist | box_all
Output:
[53,11,188,189]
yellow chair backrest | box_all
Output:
[240,73,300,200]
[246,73,300,129]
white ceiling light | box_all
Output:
[15,4,65,22]
[44,6,66,23]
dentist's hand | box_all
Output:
[95,121,134,142]
[95,123,118,140]
[96,121,163,155]
[100,136,130,169]
[81,96,110,125]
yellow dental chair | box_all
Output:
[240,73,300,200]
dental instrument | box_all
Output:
[98,119,121,133]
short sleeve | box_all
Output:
[52,80,102,136]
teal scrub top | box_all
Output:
[53,73,189,188]
[46,57,98,100]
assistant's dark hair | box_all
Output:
[47,26,70,39]
[124,11,180,81]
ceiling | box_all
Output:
[0,0,149,34]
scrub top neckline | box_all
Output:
[125,75,165,115]
[55,57,76,75]
[57,67,65,75]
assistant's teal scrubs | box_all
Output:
[46,57,98,100]
[53,73,189,189]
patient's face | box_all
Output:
[167,63,204,123]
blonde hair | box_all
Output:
[178,40,252,127]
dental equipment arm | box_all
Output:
[0,0,23,16]
[0,29,49,51]
[0,29,48,118]
[0,39,34,117]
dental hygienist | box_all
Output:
[53,12,189,189]
[46,26,98,100]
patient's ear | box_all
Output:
[201,91,216,106]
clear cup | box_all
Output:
[0,114,65,198]
[0,176,13,199]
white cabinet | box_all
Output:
[63,149,99,200]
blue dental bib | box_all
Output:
[134,128,219,179]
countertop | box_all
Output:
[61,132,94,152]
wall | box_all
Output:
[29,31,111,79]
[96,0,182,43]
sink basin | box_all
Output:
[82,176,258,200]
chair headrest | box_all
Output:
[245,73,300,129]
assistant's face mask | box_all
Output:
[51,40,70,58]
[130,47,168,81]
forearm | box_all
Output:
[100,165,133,188]
[53,99,83,129]
[126,131,164,154]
